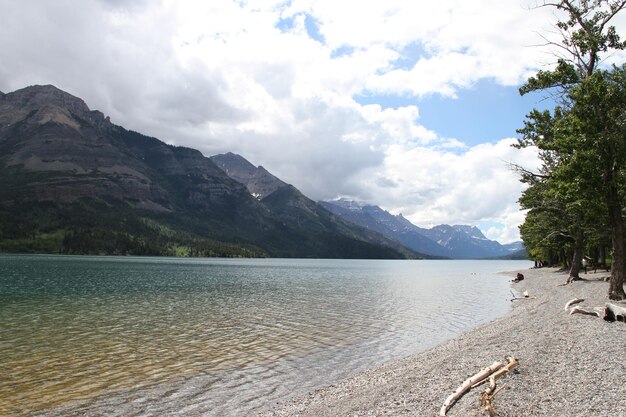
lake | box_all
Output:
[0,255,531,416]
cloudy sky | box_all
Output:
[1,0,625,243]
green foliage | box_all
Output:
[0,194,403,259]
[516,1,625,279]
[0,199,269,258]
[0,231,65,254]
[520,0,626,96]
[517,67,625,263]
[519,59,581,95]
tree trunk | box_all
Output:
[561,249,570,270]
[598,245,607,270]
[568,230,583,283]
[606,170,626,300]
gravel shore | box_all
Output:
[259,268,626,417]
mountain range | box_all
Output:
[0,85,414,258]
[320,199,526,259]
[0,84,525,259]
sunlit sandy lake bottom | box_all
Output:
[0,256,531,416]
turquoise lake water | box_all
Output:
[0,255,531,416]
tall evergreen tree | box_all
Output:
[517,0,626,299]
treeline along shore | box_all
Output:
[259,267,626,417]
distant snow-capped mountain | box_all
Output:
[320,199,526,259]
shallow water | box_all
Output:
[0,255,531,416]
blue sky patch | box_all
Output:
[355,79,554,146]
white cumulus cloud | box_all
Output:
[1,0,621,243]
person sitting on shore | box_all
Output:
[513,272,524,283]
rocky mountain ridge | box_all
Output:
[0,84,525,260]
[208,154,422,259]
[0,84,411,259]
[210,152,286,199]
[321,199,526,259]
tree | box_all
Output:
[521,0,626,93]
[517,0,626,299]
[564,67,626,297]
[516,109,604,281]
[518,176,574,267]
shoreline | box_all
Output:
[259,268,626,417]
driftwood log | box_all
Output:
[439,361,503,417]
[566,299,626,322]
[479,357,519,417]
[439,357,518,417]
[564,298,585,310]
[569,306,604,318]
[604,303,626,322]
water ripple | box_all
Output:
[0,256,531,416]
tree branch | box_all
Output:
[507,161,550,182]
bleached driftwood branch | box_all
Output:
[566,300,626,322]
[480,357,519,417]
[564,298,584,310]
[439,361,503,416]
[569,306,604,317]
[605,303,626,322]
[439,356,520,416]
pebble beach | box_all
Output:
[260,267,626,417]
